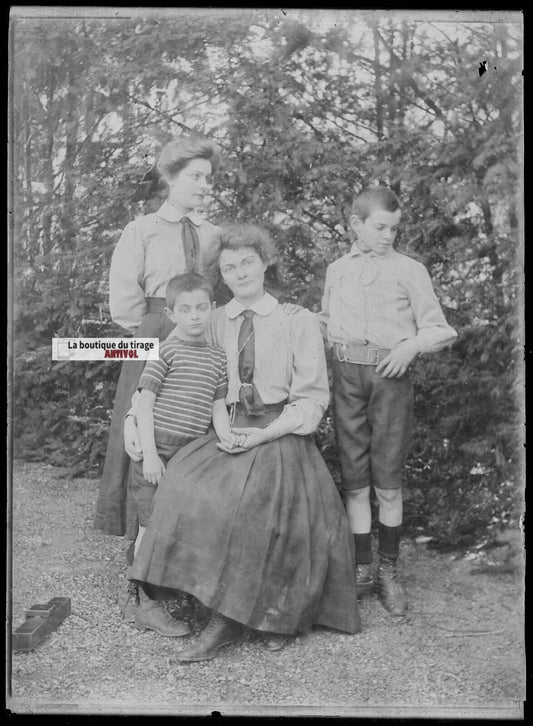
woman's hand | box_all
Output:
[281,302,304,315]
[216,427,268,454]
[124,415,143,461]
[216,432,248,451]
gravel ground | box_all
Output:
[7,461,525,718]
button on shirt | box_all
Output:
[109,201,221,332]
[319,244,457,354]
[211,293,330,435]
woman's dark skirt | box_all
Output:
[94,307,176,539]
[129,410,361,636]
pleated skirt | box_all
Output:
[129,411,361,636]
[94,309,176,538]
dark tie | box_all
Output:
[181,216,200,273]
[361,252,378,286]
[238,310,265,416]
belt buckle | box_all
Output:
[367,347,380,365]
[336,343,347,363]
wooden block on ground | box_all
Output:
[12,597,71,652]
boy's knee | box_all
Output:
[374,486,402,505]
[375,487,403,527]
[344,486,371,502]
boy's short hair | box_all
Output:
[351,186,401,221]
[219,224,277,266]
[165,273,214,309]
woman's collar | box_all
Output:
[224,292,278,319]
[157,201,203,225]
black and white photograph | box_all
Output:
[7,6,525,718]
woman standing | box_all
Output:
[128,224,361,661]
[95,136,221,542]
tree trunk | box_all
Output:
[371,21,384,141]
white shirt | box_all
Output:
[320,245,457,353]
[109,201,220,332]
[211,293,330,435]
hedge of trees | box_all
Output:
[11,9,523,549]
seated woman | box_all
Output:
[127,224,361,661]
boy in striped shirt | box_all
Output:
[129,272,239,636]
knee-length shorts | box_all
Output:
[332,359,414,491]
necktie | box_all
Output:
[238,310,265,416]
[181,216,200,273]
[361,252,378,286]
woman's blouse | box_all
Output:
[211,293,329,436]
[109,201,220,332]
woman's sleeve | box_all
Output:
[109,221,147,332]
[281,309,330,435]
[317,263,332,341]
[201,224,222,270]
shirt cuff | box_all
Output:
[138,378,161,396]
[281,399,323,435]
[415,330,458,355]
[214,385,229,401]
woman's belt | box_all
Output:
[333,342,391,365]
[146,297,167,314]
[234,399,289,415]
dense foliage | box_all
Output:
[11,10,523,548]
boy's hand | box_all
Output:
[142,452,166,485]
[376,340,419,378]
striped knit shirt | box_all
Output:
[138,339,228,445]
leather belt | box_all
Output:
[234,400,289,415]
[333,342,391,365]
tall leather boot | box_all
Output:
[260,632,291,652]
[134,588,190,637]
[353,533,374,597]
[176,612,242,662]
[119,580,139,624]
[120,543,139,623]
[375,555,407,616]
[376,523,407,616]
